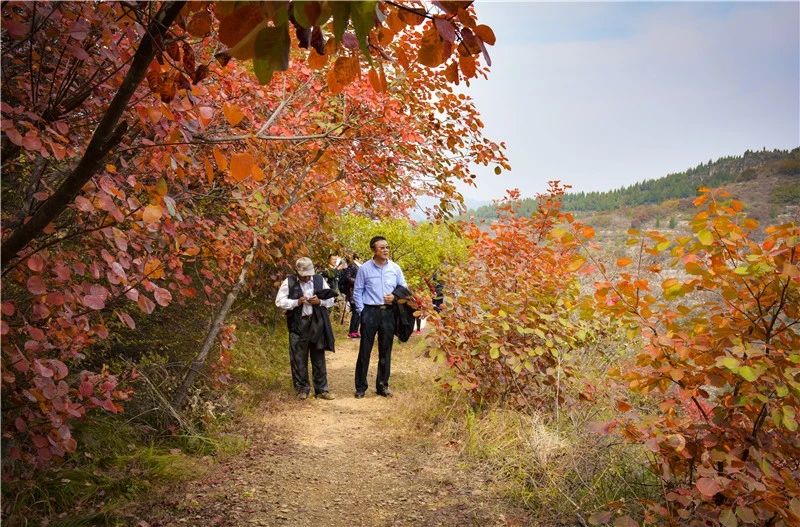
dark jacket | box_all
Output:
[285,276,335,352]
[339,263,359,300]
[309,288,337,352]
[391,285,417,342]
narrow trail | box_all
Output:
[137,327,530,526]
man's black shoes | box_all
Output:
[354,391,365,399]
[376,389,393,398]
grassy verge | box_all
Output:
[390,333,658,526]
[2,313,290,526]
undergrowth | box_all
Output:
[2,311,290,526]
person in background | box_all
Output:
[352,236,407,398]
[275,257,336,400]
[320,254,342,298]
[340,253,361,338]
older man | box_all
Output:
[275,257,336,400]
[352,236,407,398]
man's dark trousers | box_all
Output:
[355,305,394,394]
[348,299,360,334]
[289,317,328,395]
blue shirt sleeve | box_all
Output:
[396,263,407,288]
[353,265,365,313]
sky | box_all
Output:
[456,1,800,202]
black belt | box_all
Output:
[301,314,312,319]
[364,304,389,310]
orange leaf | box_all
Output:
[187,10,213,37]
[333,55,360,86]
[368,68,384,92]
[308,48,327,70]
[230,152,254,182]
[142,204,162,224]
[616,400,632,412]
[143,258,165,279]
[213,147,228,171]
[617,257,633,267]
[204,156,215,184]
[222,103,245,127]
[444,61,459,83]
[474,24,496,45]
[459,55,476,78]
[417,29,444,67]
[251,164,265,182]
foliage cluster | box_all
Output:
[0,0,506,472]
[334,215,468,290]
[428,183,598,410]
[430,185,800,525]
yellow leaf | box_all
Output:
[566,256,586,272]
[144,258,165,279]
[142,204,162,224]
[154,178,168,197]
[230,152,254,182]
[222,103,245,127]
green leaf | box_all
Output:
[332,2,351,44]
[719,356,740,371]
[719,508,738,527]
[292,1,321,28]
[656,240,671,252]
[253,25,290,84]
[350,0,377,62]
[698,229,714,246]
[737,366,758,382]
[783,406,798,432]
[734,266,749,275]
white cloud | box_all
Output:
[459,2,799,199]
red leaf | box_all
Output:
[153,287,172,307]
[82,295,106,310]
[115,310,136,330]
[1,301,15,316]
[137,294,156,314]
[74,195,95,213]
[47,359,68,381]
[696,477,721,497]
[27,275,46,295]
[79,381,94,398]
[100,398,119,413]
[22,130,42,151]
[26,254,45,272]
[33,360,54,378]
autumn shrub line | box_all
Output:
[1,0,508,476]
[429,185,800,526]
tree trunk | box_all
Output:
[172,240,257,409]
[0,1,185,269]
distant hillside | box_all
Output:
[467,148,800,219]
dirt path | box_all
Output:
[138,329,529,527]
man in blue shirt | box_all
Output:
[352,236,407,398]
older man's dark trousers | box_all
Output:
[289,317,328,395]
[355,305,395,394]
